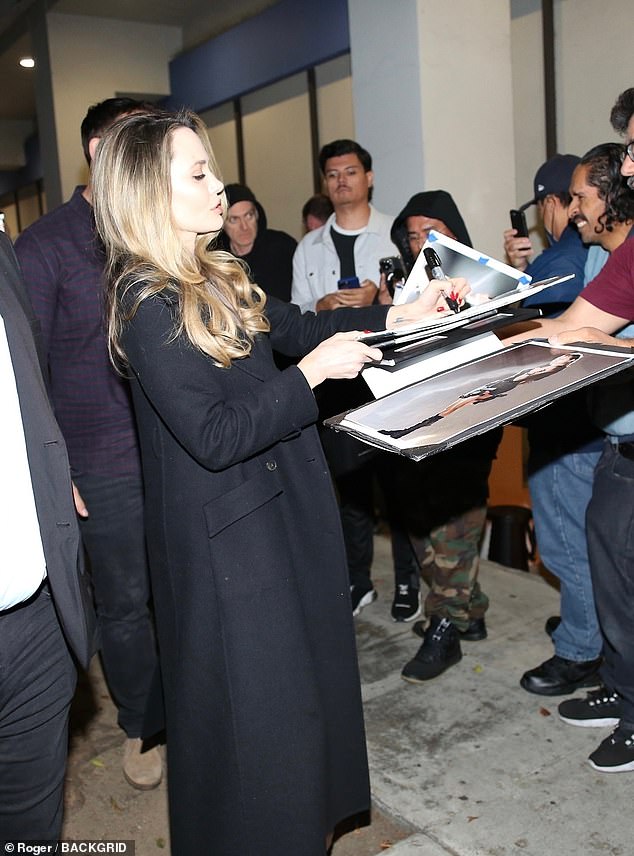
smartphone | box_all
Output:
[509,208,528,238]
[379,256,406,298]
[337,276,360,289]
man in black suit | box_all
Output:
[0,230,94,840]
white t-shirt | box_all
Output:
[0,315,46,609]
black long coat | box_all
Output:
[122,292,388,855]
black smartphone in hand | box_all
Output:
[510,208,529,238]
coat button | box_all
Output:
[265,460,277,471]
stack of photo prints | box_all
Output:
[326,232,634,460]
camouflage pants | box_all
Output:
[384,429,501,630]
[410,504,489,632]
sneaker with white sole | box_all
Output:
[588,724,634,773]
[350,585,377,616]
[558,686,622,728]
[391,584,421,622]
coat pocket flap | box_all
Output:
[203,469,283,538]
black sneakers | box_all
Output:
[589,725,634,773]
[558,686,622,728]
[559,688,634,773]
[391,584,421,622]
[401,616,462,683]
[350,584,377,617]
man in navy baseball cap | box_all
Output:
[504,153,586,307]
[524,153,581,208]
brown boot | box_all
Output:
[122,738,162,790]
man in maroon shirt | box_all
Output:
[15,98,162,790]
[507,88,634,773]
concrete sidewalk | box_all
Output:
[358,537,626,856]
[61,536,627,854]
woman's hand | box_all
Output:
[385,276,470,328]
[298,331,382,389]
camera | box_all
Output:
[379,256,406,297]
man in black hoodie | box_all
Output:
[388,191,503,683]
[390,190,471,274]
[217,183,297,302]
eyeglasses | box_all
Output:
[226,208,257,226]
[620,143,634,164]
[406,229,432,246]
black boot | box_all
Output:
[401,616,462,683]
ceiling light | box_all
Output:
[19,57,35,69]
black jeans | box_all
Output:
[75,473,157,736]
[0,584,75,839]
[337,453,418,590]
[587,441,634,727]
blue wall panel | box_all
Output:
[168,0,349,112]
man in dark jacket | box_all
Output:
[519,143,634,698]
[0,230,94,839]
[15,98,162,790]
[504,154,587,315]
[388,191,503,683]
[217,183,297,302]
[390,189,471,273]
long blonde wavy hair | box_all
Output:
[92,109,269,368]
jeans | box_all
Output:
[528,447,602,662]
[587,442,634,727]
[75,473,157,736]
[0,584,75,839]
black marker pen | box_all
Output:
[423,247,461,314]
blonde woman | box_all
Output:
[92,109,468,855]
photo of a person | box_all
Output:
[399,230,530,306]
[335,342,632,457]
[380,353,583,438]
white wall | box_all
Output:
[203,102,239,186]
[242,73,313,240]
[509,0,634,256]
[349,0,516,257]
[418,0,517,257]
[348,0,423,220]
[509,0,545,239]
[557,0,634,154]
[315,54,355,149]
[46,13,181,200]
